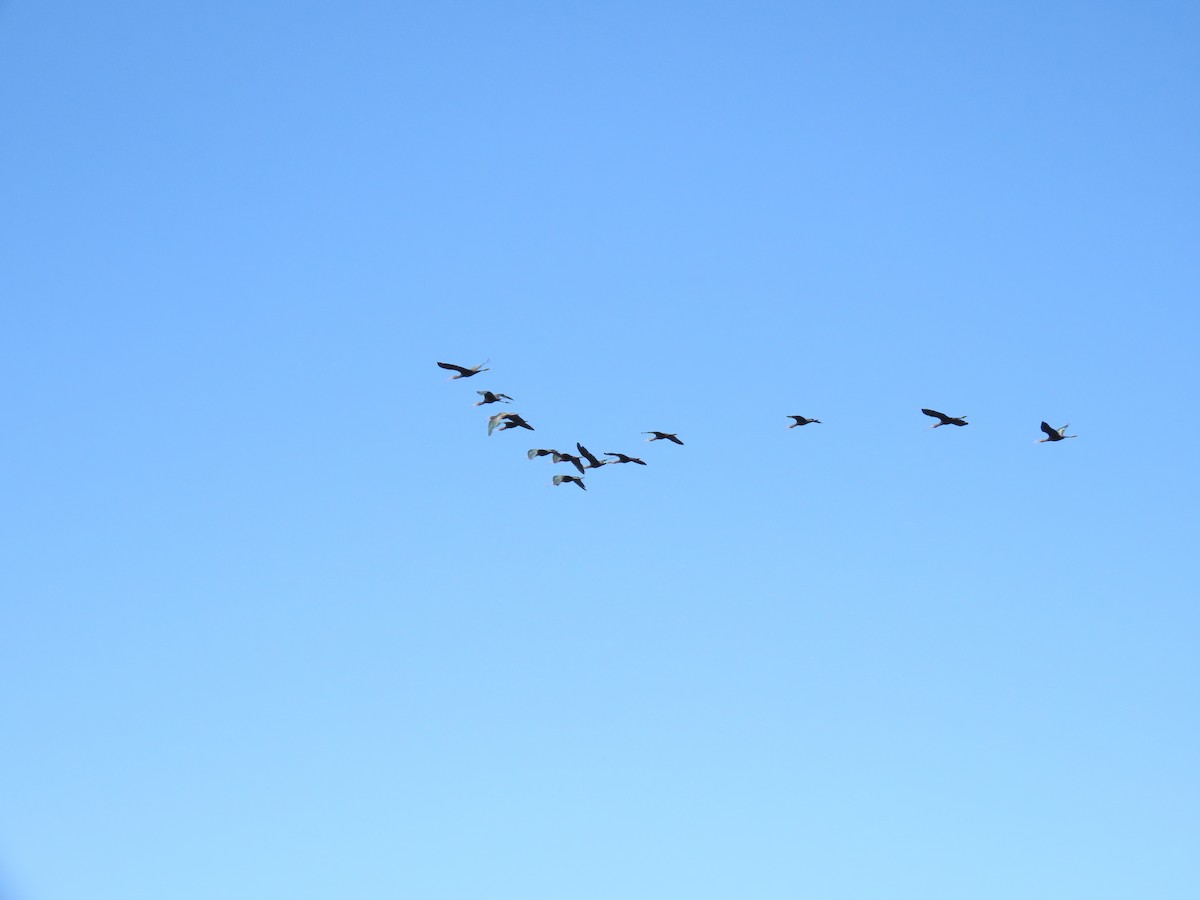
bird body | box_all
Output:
[603,452,647,465]
[788,416,821,427]
[1038,422,1077,442]
[643,431,684,444]
[438,360,490,379]
[552,474,586,491]
[474,391,513,406]
[921,409,968,428]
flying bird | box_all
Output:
[437,360,490,379]
[643,431,684,444]
[527,448,558,460]
[788,416,822,427]
[1038,422,1077,443]
[499,415,533,432]
[921,409,968,428]
[552,451,587,474]
[552,474,586,491]
[603,452,647,465]
[576,444,607,469]
[488,412,534,435]
[474,390,513,406]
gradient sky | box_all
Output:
[2,2,1197,898]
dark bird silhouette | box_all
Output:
[1038,422,1077,443]
[527,448,558,460]
[488,412,533,435]
[603,452,647,465]
[576,444,607,469]
[474,390,513,406]
[438,360,490,379]
[788,416,822,427]
[921,409,968,428]
[498,413,533,432]
[552,474,586,491]
[644,431,684,444]
[552,451,587,474]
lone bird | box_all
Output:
[437,360,490,379]
[552,474,586,491]
[788,415,822,428]
[603,452,647,465]
[643,431,684,445]
[488,412,534,435]
[1038,422,1077,443]
[576,444,607,469]
[527,448,558,460]
[474,390,513,406]
[921,409,968,428]
[551,451,587,474]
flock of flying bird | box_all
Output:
[438,359,686,490]
[438,359,1078,491]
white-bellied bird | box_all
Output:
[552,474,586,491]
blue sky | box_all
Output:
[1,2,1197,898]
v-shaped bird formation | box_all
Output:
[437,360,1077,493]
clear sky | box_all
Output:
[2,2,1197,898]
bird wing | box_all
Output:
[488,413,506,435]
[575,479,587,490]
[633,458,647,465]
[576,444,602,466]
[1059,423,1069,435]
[921,408,947,421]
[1040,421,1057,438]
[552,474,566,486]
[666,434,684,444]
[438,361,470,375]
[499,413,532,430]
